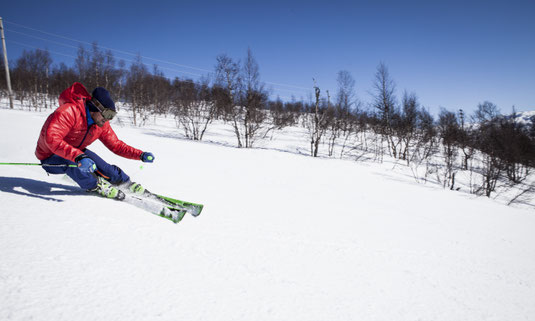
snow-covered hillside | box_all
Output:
[1,107,535,321]
[513,110,535,126]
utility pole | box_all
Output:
[0,17,14,109]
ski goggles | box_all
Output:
[90,98,117,120]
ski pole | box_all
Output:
[0,162,78,167]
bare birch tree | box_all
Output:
[173,78,215,140]
[305,81,329,157]
[372,62,398,160]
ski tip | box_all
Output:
[155,194,204,218]
[189,204,204,217]
[160,208,186,224]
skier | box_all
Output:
[35,82,154,200]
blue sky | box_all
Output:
[2,0,535,115]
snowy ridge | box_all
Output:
[1,107,535,321]
[512,110,535,126]
[494,109,535,127]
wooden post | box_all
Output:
[0,17,14,109]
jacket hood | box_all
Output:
[58,82,92,106]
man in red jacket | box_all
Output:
[35,83,154,200]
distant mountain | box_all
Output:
[514,110,535,126]
[500,110,535,128]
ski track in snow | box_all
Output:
[1,108,534,321]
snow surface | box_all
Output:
[1,107,535,321]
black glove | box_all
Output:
[141,152,155,163]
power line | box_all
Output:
[9,40,78,60]
[10,40,311,99]
[8,40,204,89]
[5,20,211,73]
[8,40,309,101]
[265,81,310,91]
[7,39,205,78]
[4,20,313,94]
[6,21,316,99]
[8,29,80,50]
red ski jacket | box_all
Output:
[35,83,143,162]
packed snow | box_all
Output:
[1,106,534,321]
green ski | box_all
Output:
[122,194,187,223]
[156,194,204,217]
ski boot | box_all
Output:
[89,176,125,200]
[119,181,149,196]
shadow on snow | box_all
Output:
[0,176,84,202]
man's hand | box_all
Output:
[141,152,155,163]
[75,154,96,173]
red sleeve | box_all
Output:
[99,123,143,160]
[44,105,84,162]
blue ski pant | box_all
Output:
[41,149,130,190]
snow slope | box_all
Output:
[1,107,535,321]
[514,110,535,126]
